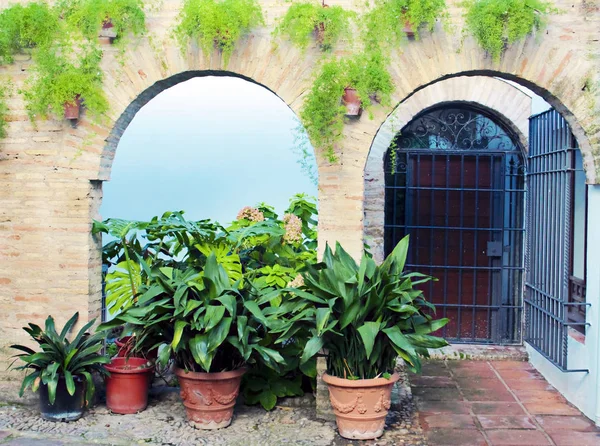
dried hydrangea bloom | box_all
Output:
[287,274,304,288]
[283,213,302,243]
[237,206,265,222]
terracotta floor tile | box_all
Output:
[535,415,598,432]
[462,387,516,402]
[412,387,463,401]
[425,428,488,446]
[470,402,527,416]
[455,378,507,392]
[548,430,600,446]
[496,368,543,380]
[411,375,456,388]
[448,361,492,370]
[420,362,451,376]
[485,429,551,445]
[490,361,534,370]
[512,389,567,403]
[415,399,472,414]
[420,413,478,429]
[503,378,555,391]
[524,401,582,416]
[451,367,499,379]
[477,415,537,430]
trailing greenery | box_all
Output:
[0,2,61,64]
[173,0,264,66]
[58,0,146,47]
[0,82,9,139]
[300,51,393,162]
[10,312,110,405]
[22,45,109,120]
[363,0,447,49]
[270,236,449,378]
[463,0,554,61]
[274,1,355,51]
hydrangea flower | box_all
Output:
[287,274,304,288]
[237,206,265,222]
[283,213,302,243]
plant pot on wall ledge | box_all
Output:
[342,87,362,117]
[323,372,400,440]
[99,19,117,39]
[175,367,246,430]
[63,96,82,120]
[314,3,329,47]
[402,20,415,38]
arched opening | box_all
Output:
[384,104,526,344]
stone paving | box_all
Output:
[412,360,600,446]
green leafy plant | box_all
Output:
[10,312,110,405]
[363,0,447,49]
[300,51,393,162]
[274,1,355,51]
[273,235,449,378]
[463,0,554,61]
[0,2,61,64]
[173,0,264,66]
[0,82,9,139]
[242,366,305,410]
[22,44,109,120]
[58,0,146,47]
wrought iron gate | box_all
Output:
[385,105,525,344]
[525,109,588,371]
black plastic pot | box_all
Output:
[39,375,86,422]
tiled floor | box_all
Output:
[411,360,600,446]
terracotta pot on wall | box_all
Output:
[175,367,246,430]
[342,87,362,117]
[323,372,400,440]
[403,20,415,38]
[99,19,117,39]
[63,96,82,120]
[105,357,154,414]
[314,3,329,46]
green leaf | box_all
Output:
[204,306,226,331]
[258,390,277,411]
[190,334,213,372]
[300,336,323,364]
[357,321,380,360]
[172,321,187,350]
[315,308,331,336]
[63,370,75,396]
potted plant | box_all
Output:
[276,236,449,439]
[10,313,110,422]
[173,0,264,66]
[0,82,9,139]
[273,1,355,51]
[463,0,554,61]
[300,50,393,162]
[22,45,108,122]
[362,0,447,50]
[104,356,154,414]
[0,2,61,64]
[58,0,146,46]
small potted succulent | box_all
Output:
[278,236,449,439]
[10,313,110,422]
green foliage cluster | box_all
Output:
[58,0,146,47]
[173,0,264,66]
[11,312,110,406]
[22,45,109,120]
[363,0,447,49]
[271,236,449,378]
[0,2,60,64]
[463,0,554,60]
[274,2,355,51]
[94,195,318,409]
[0,82,9,139]
[300,51,393,162]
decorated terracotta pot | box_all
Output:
[323,372,400,440]
[175,367,246,430]
[341,87,362,117]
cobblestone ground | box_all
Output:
[0,369,426,446]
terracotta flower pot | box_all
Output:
[342,87,362,117]
[104,357,154,414]
[63,96,82,120]
[403,20,415,38]
[99,18,117,39]
[175,367,246,430]
[323,372,400,440]
[314,3,329,46]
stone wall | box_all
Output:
[0,0,599,377]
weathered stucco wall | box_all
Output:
[0,0,599,376]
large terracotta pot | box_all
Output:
[323,372,400,440]
[175,367,246,430]
[63,96,81,120]
[341,87,362,117]
[105,357,154,414]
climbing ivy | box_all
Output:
[463,0,555,61]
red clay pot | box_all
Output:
[314,3,329,46]
[63,96,81,120]
[105,357,154,414]
[99,18,117,39]
[342,87,362,117]
[323,372,400,440]
[402,20,415,38]
[175,367,246,430]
